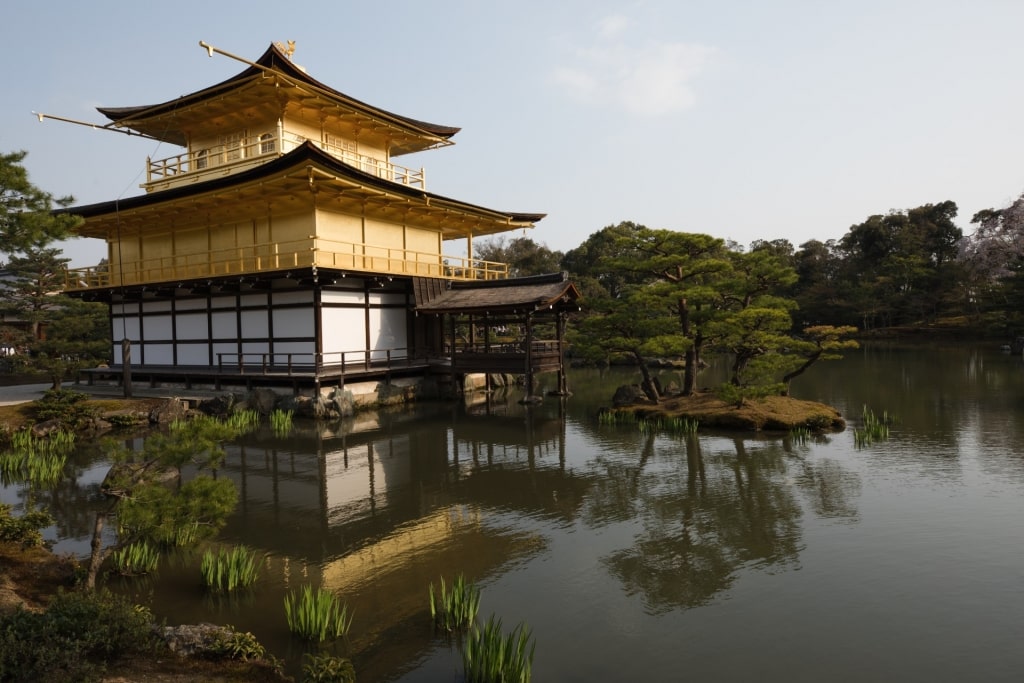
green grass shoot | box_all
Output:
[462,615,535,683]
[111,541,160,576]
[283,585,353,642]
[429,574,481,632]
[201,545,262,593]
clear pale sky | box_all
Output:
[5,0,1024,266]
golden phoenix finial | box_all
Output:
[274,40,296,59]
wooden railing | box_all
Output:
[64,238,508,291]
[145,131,425,190]
[215,348,421,376]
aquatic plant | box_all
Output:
[0,429,74,487]
[283,585,353,642]
[789,427,812,445]
[598,410,698,436]
[429,574,481,632]
[201,545,262,593]
[269,408,294,437]
[854,406,898,447]
[110,541,160,576]
[597,410,636,426]
[225,409,261,433]
[462,615,535,683]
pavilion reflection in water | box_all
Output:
[211,398,590,672]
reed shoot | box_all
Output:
[598,410,698,436]
[111,541,160,576]
[225,409,261,433]
[789,427,812,445]
[201,545,262,593]
[283,585,353,641]
[462,616,535,683]
[0,429,74,487]
[854,406,898,447]
[429,574,481,632]
[270,409,294,437]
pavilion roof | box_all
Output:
[62,142,544,239]
[415,272,581,315]
[95,43,460,154]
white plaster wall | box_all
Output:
[211,311,237,338]
[143,315,173,340]
[368,308,406,358]
[175,313,208,340]
[144,344,173,365]
[176,344,210,365]
[322,307,367,357]
[240,309,269,337]
[272,307,314,336]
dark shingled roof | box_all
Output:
[415,272,581,315]
[61,141,545,226]
[97,43,461,147]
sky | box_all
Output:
[5,0,1024,267]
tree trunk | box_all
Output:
[635,352,661,402]
[86,511,109,591]
[678,297,698,396]
[780,351,823,396]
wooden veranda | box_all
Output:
[414,273,581,400]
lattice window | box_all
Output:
[259,133,276,154]
[221,131,246,161]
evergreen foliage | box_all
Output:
[0,589,154,682]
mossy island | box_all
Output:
[602,384,845,433]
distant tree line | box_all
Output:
[478,195,1024,342]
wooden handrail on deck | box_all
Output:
[145,131,426,190]
[64,240,508,291]
[215,348,419,377]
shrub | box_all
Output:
[0,503,54,548]
[31,389,95,429]
[302,653,356,683]
[206,626,269,662]
[0,589,154,681]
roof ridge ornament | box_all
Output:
[274,40,296,60]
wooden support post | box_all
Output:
[524,313,535,401]
[557,312,569,395]
[121,338,132,398]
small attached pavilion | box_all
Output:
[415,273,581,400]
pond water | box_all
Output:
[5,343,1024,681]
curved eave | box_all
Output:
[97,43,460,149]
[416,273,581,315]
[61,142,545,238]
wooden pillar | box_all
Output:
[121,338,133,398]
[557,311,568,395]
[524,312,534,400]
[483,313,491,390]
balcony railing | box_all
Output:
[145,130,425,190]
[64,237,508,291]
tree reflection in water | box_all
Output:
[598,434,815,614]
